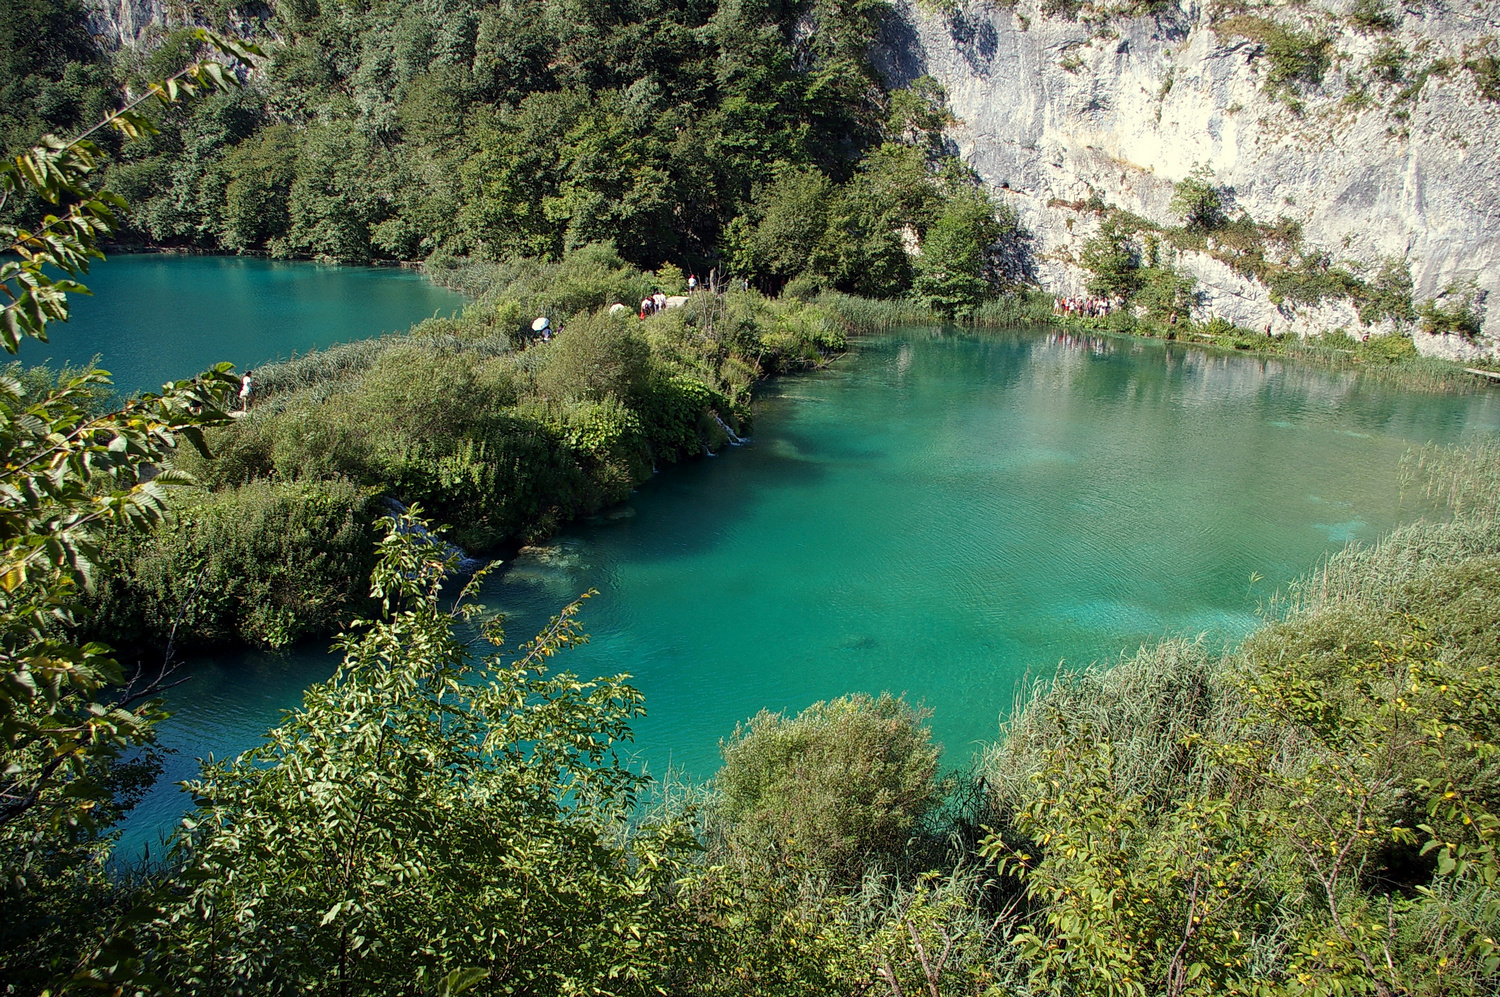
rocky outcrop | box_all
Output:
[875,0,1500,358]
[84,0,173,49]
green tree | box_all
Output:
[1169,165,1227,233]
[725,165,833,292]
[0,33,259,988]
[1080,216,1143,299]
[912,188,1004,319]
[118,511,702,996]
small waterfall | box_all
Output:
[710,411,747,446]
[380,497,488,575]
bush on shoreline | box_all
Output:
[90,245,848,650]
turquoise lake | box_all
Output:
[109,316,1500,859]
[19,254,465,395]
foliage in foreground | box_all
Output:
[99,514,703,995]
[980,441,1500,996]
[7,444,1500,996]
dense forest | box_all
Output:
[3,0,1500,994]
[1,0,1026,303]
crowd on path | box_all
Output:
[640,291,669,318]
[639,273,702,319]
[1054,296,1118,319]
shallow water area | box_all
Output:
[19,254,465,395]
[120,325,1500,859]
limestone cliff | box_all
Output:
[84,0,173,49]
[875,0,1500,359]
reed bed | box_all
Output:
[813,292,939,332]
[251,338,393,404]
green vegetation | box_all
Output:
[1418,283,1486,339]
[77,242,852,650]
[5,4,1500,996]
[993,441,1500,995]
[1348,0,1399,33]
[1215,16,1333,109]
[913,191,1018,318]
[1466,48,1500,103]
[1070,172,1433,347]
[124,540,701,995]
[27,0,1007,307]
[1169,164,1228,233]
[14,441,1500,995]
[717,693,947,878]
[0,0,115,157]
[84,479,380,649]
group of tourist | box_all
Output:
[1053,295,1117,319]
[638,274,701,319]
[639,291,669,318]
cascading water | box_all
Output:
[380,497,488,574]
[710,412,747,446]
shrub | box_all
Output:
[1170,165,1227,232]
[1418,285,1485,338]
[715,693,946,878]
[655,262,687,294]
[1267,253,1366,306]
[1348,0,1397,33]
[83,478,380,649]
[483,242,654,333]
[1358,257,1417,325]
[535,310,653,403]
[1467,51,1500,103]
[133,520,701,996]
[1218,16,1333,100]
[1371,41,1410,84]
[1080,217,1143,298]
[1135,265,1198,319]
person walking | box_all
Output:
[238,369,254,411]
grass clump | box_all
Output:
[1468,50,1500,102]
[1348,0,1398,33]
[1216,16,1333,107]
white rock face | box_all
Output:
[84,0,173,49]
[873,0,1500,358]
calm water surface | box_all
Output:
[20,254,465,395]
[118,327,1500,859]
